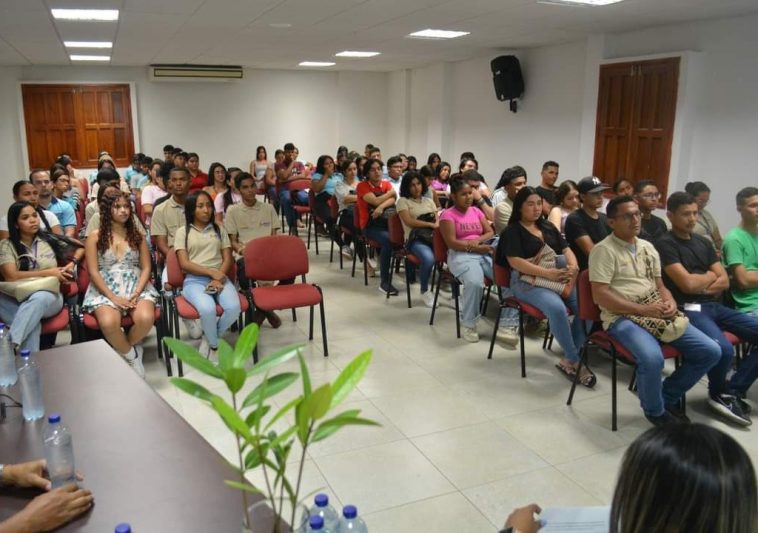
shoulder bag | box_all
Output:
[0,276,60,302]
[519,243,575,298]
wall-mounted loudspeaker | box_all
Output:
[491,55,524,113]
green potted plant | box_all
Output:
[164,323,377,533]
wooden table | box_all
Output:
[0,340,248,531]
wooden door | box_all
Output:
[592,58,679,198]
[22,84,135,169]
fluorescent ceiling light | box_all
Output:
[64,41,113,48]
[335,51,380,58]
[51,9,119,21]
[70,55,111,61]
[537,0,624,5]
[299,61,335,67]
[408,29,469,39]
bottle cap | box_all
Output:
[309,515,324,530]
[20,349,31,358]
[314,493,328,507]
[115,524,132,533]
[343,505,357,519]
[48,413,61,424]
[0,322,5,328]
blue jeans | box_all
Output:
[497,286,519,329]
[685,302,758,397]
[182,274,241,349]
[607,318,721,416]
[364,225,392,285]
[407,240,434,293]
[447,251,493,329]
[510,270,584,363]
[0,291,63,352]
[278,189,308,227]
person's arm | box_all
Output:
[84,232,132,310]
[541,200,553,217]
[656,277,679,317]
[50,224,63,236]
[591,281,668,318]
[219,246,233,281]
[0,230,7,240]
[547,207,562,230]
[176,248,226,280]
[131,237,153,302]
[311,174,328,194]
[397,207,437,230]
[264,166,276,187]
[0,259,69,283]
[61,240,85,274]
[573,235,595,257]
[229,233,244,255]
[63,226,76,238]
[142,204,153,217]
[439,219,491,254]
[1,460,50,490]
[154,235,169,259]
[362,188,396,208]
[662,263,719,296]
[732,264,758,290]
[507,256,568,282]
[471,188,494,220]
[0,484,94,533]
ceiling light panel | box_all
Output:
[537,0,624,5]
[299,61,335,67]
[70,54,111,61]
[408,29,470,39]
[64,41,113,48]
[52,9,119,21]
[335,51,380,58]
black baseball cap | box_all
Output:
[577,176,610,194]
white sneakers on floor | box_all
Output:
[341,246,353,258]
[198,336,211,358]
[126,344,145,378]
[184,319,203,339]
[496,326,519,348]
[421,290,436,308]
[462,326,479,343]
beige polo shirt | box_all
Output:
[0,238,57,270]
[224,201,280,245]
[174,224,231,270]
[494,197,513,235]
[588,233,661,328]
[151,197,185,247]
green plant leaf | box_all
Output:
[308,383,332,421]
[267,425,297,449]
[264,396,301,430]
[241,372,299,409]
[295,398,309,445]
[244,404,271,427]
[163,337,224,378]
[312,416,380,442]
[233,322,259,368]
[297,350,311,397]
[210,395,252,442]
[247,344,301,377]
[224,367,247,394]
[331,350,372,408]
[217,339,234,371]
[224,480,263,494]
[170,377,214,403]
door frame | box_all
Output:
[16,80,140,174]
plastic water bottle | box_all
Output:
[307,515,329,532]
[115,524,132,533]
[43,413,76,488]
[0,323,17,387]
[17,350,44,420]
[339,505,368,532]
[309,494,339,532]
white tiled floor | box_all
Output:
[119,239,758,532]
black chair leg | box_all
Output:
[316,288,328,357]
[519,310,526,377]
[487,305,504,359]
[612,349,618,431]
[292,308,297,322]
[405,258,412,309]
[429,265,440,326]
[453,283,461,338]
[309,305,314,340]
[567,343,587,405]
[386,256,394,300]
[314,222,319,255]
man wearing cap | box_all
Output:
[564,176,612,270]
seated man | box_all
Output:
[275,143,309,230]
[565,176,611,270]
[589,195,722,427]
[493,166,527,234]
[535,160,559,217]
[0,181,61,240]
[31,169,77,238]
[634,179,668,242]
[722,186,758,318]
[656,192,757,425]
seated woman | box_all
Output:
[496,187,592,386]
[334,159,360,260]
[203,162,229,201]
[311,154,343,230]
[187,152,208,193]
[81,189,159,377]
[50,167,79,211]
[439,178,497,343]
[0,181,62,240]
[249,145,275,194]
[547,179,579,237]
[418,165,440,208]
[0,202,71,353]
[140,159,168,227]
[214,167,242,224]
[175,191,240,357]
[397,171,438,308]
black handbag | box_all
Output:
[408,212,435,246]
[42,231,84,266]
[367,206,396,229]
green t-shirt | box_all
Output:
[722,226,758,312]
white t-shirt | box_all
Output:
[0,209,60,232]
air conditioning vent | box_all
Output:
[149,64,243,81]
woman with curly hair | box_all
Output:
[82,188,159,377]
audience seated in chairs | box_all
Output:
[334,159,360,261]
[174,191,240,357]
[0,181,62,240]
[396,170,438,308]
[81,188,159,377]
[589,195,722,427]
[439,177,496,343]
[722,186,758,319]
[496,186,588,384]
[0,202,81,353]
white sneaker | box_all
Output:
[496,326,519,348]
[126,347,145,378]
[462,326,479,343]
[341,246,353,258]
[198,336,211,358]
[421,290,436,308]
[184,319,203,339]
[367,257,377,269]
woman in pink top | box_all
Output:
[439,178,496,343]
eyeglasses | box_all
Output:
[615,212,642,222]
[639,193,661,200]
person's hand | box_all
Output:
[471,188,482,201]
[504,503,543,533]
[210,269,226,282]
[543,268,567,282]
[566,264,580,280]
[14,484,94,532]
[62,262,76,274]
[45,268,71,283]
[208,279,224,292]
[371,206,384,220]
[642,302,669,318]
[2,460,50,490]
[661,298,678,318]
[109,295,134,311]
[429,220,440,229]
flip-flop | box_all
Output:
[555,363,597,389]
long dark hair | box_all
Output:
[207,162,227,187]
[184,191,221,250]
[12,181,52,233]
[97,188,142,255]
[611,424,757,533]
[399,170,427,199]
[509,186,550,231]
[7,202,63,270]
[222,168,241,212]
[315,155,334,175]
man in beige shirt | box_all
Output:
[493,167,527,234]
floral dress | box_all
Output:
[82,247,159,314]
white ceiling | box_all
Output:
[0,0,757,71]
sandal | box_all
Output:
[555,362,597,389]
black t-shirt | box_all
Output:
[641,214,668,243]
[535,185,556,206]
[564,209,611,270]
[496,221,568,267]
[656,231,719,304]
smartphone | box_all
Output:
[205,285,219,294]
[555,254,567,269]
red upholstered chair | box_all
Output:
[288,179,311,236]
[41,280,78,346]
[76,261,168,372]
[428,228,461,338]
[243,235,328,356]
[566,270,683,431]
[386,214,420,309]
[486,262,555,376]
[165,248,250,375]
